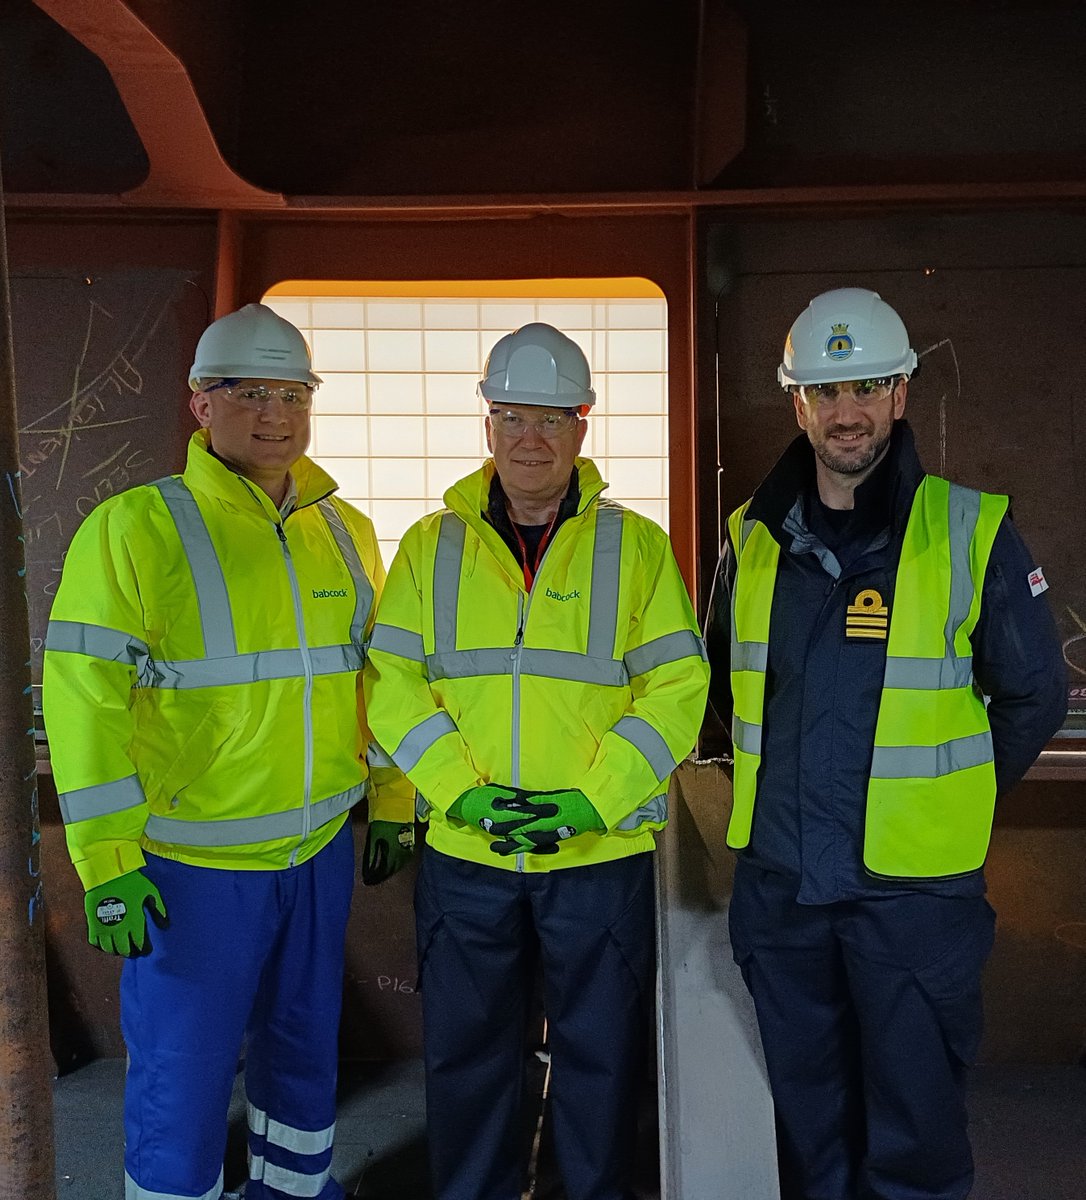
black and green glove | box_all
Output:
[362,820,415,885]
[84,869,168,957]
[489,788,606,856]
[447,785,533,836]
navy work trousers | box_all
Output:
[121,821,354,1200]
[415,847,655,1200]
[730,866,996,1200]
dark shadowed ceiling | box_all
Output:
[1,0,1084,206]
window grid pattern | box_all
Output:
[264,296,669,565]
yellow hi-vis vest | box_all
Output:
[727,475,1009,879]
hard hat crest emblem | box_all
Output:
[826,323,854,361]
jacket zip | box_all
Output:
[277,521,316,866]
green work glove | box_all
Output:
[490,788,606,857]
[362,820,415,885]
[447,785,535,837]
[84,869,168,957]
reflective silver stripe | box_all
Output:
[318,498,374,649]
[45,619,149,666]
[587,505,623,659]
[143,784,362,847]
[59,774,145,824]
[616,793,669,830]
[433,512,465,654]
[248,1102,335,1155]
[883,656,975,690]
[416,792,433,820]
[369,623,426,662]
[731,640,768,673]
[870,730,994,780]
[427,647,628,687]
[624,629,705,676]
[393,711,458,774]
[153,477,236,659]
[366,741,396,769]
[248,1155,330,1198]
[125,1168,222,1200]
[732,716,762,756]
[946,483,981,649]
[148,644,359,689]
[613,715,677,780]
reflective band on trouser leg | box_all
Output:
[125,1168,224,1200]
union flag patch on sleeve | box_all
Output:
[1028,567,1049,597]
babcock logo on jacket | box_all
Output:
[312,587,349,599]
[546,587,581,602]
[845,588,888,640]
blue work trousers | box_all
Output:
[730,866,996,1200]
[120,821,354,1200]
[415,847,655,1200]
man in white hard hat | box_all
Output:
[704,288,1065,1199]
[43,303,415,1200]
[364,323,709,1200]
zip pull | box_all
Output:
[276,523,287,545]
[511,625,524,659]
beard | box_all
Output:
[810,419,893,477]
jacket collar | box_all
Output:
[183,429,338,515]
[748,420,924,545]
[443,455,608,529]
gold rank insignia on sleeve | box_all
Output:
[846,588,889,640]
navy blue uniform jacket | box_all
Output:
[704,421,1066,903]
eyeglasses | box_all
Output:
[488,407,580,438]
[205,381,315,411]
[797,378,898,408]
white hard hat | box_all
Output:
[189,303,322,391]
[778,288,917,388]
[479,322,595,409]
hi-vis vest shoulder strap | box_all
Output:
[727,476,1008,879]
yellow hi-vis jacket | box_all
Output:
[43,430,414,889]
[728,474,1008,879]
[363,457,710,871]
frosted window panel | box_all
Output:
[427,415,487,457]
[313,415,368,457]
[604,457,665,497]
[425,329,481,373]
[606,302,667,329]
[311,300,366,329]
[367,302,422,329]
[367,329,423,372]
[605,373,665,414]
[607,330,664,373]
[537,303,595,328]
[370,499,431,542]
[605,415,667,456]
[427,458,476,498]
[313,374,366,414]
[312,329,365,371]
[590,376,608,414]
[592,331,608,371]
[561,328,593,363]
[322,457,370,497]
[369,416,427,456]
[379,541,400,567]
[424,302,480,329]
[481,302,537,329]
[265,299,310,327]
[426,373,480,414]
[580,425,602,457]
[368,373,425,414]
[370,458,427,499]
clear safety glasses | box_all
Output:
[488,407,580,439]
[797,377,898,408]
[205,381,315,411]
